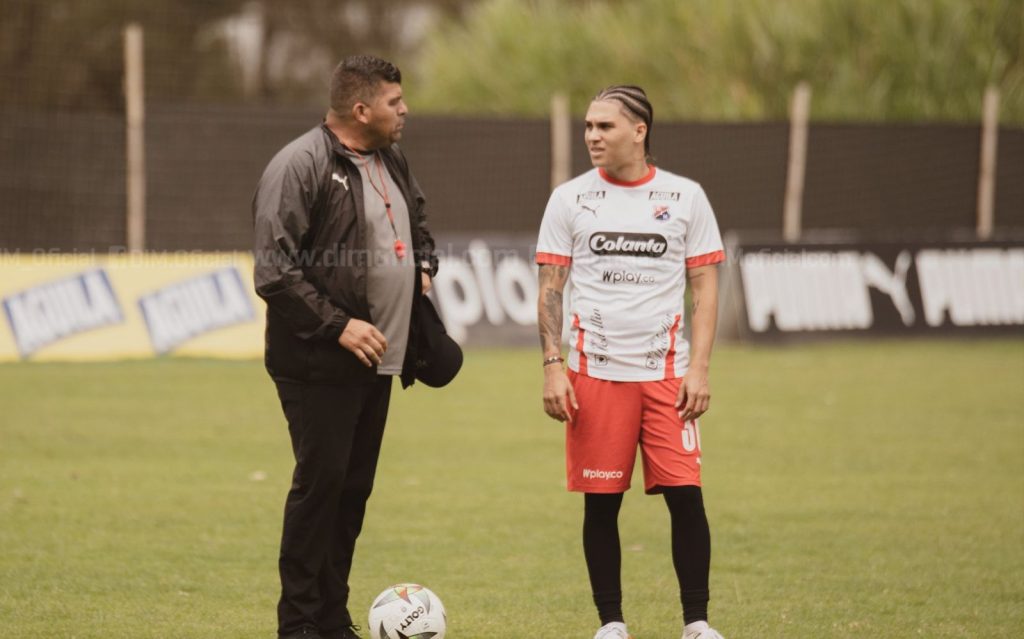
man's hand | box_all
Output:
[339,319,387,367]
[676,366,711,423]
[421,271,432,295]
[543,365,578,422]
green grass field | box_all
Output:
[1,340,1022,638]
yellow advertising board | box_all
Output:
[0,252,265,362]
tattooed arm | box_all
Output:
[676,263,719,422]
[538,264,570,358]
[538,264,578,422]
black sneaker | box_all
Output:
[323,625,362,639]
[279,627,322,639]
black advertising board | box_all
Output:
[734,240,1024,340]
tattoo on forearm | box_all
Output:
[538,265,569,352]
[540,288,563,351]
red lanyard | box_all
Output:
[358,152,406,259]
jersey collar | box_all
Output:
[599,165,656,187]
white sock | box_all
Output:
[684,620,710,637]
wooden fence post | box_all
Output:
[783,82,811,243]
[976,85,1000,240]
[550,93,571,190]
[124,23,146,252]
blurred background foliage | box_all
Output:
[0,0,466,110]
[413,0,1023,122]
[1,0,1020,123]
[1,0,247,110]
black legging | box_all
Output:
[583,486,710,626]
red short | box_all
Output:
[566,370,703,494]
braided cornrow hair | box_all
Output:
[593,84,654,162]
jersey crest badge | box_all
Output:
[652,205,671,222]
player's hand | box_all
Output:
[339,319,387,367]
[542,365,578,422]
[676,367,711,423]
[421,271,432,295]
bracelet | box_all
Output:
[542,356,564,367]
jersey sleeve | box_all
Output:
[536,188,573,266]
[684,187,725,268]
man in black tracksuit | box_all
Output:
[252,55,438,639]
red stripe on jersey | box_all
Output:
[536,252,572,266]
[598,165,656,187]
[685,250,726,269]
[664,314,682,380]
[573,313,588,376]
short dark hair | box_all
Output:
[329,55,402,114]
[594,84,654,161]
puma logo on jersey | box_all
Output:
[331,172,349,190]
[579,204,600,216]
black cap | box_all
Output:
[414,296,463,388]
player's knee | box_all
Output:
[661,485,705,514]
[583,492,624,525]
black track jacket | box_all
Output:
[252,124,438,387]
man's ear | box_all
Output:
[352,101,370,124]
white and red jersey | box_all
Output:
[536,166,725,382]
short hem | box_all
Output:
[645,480,702,495]
[568,483,631,494]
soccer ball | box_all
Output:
[367,583,447,639]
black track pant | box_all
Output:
[274,377,392,638]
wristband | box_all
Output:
[542,356,564,367]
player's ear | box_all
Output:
[635,122,647,144]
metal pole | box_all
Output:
[124,23,146,252]
[976,85,1000,240]
[550,92,571,190]
[783,82,811,243]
